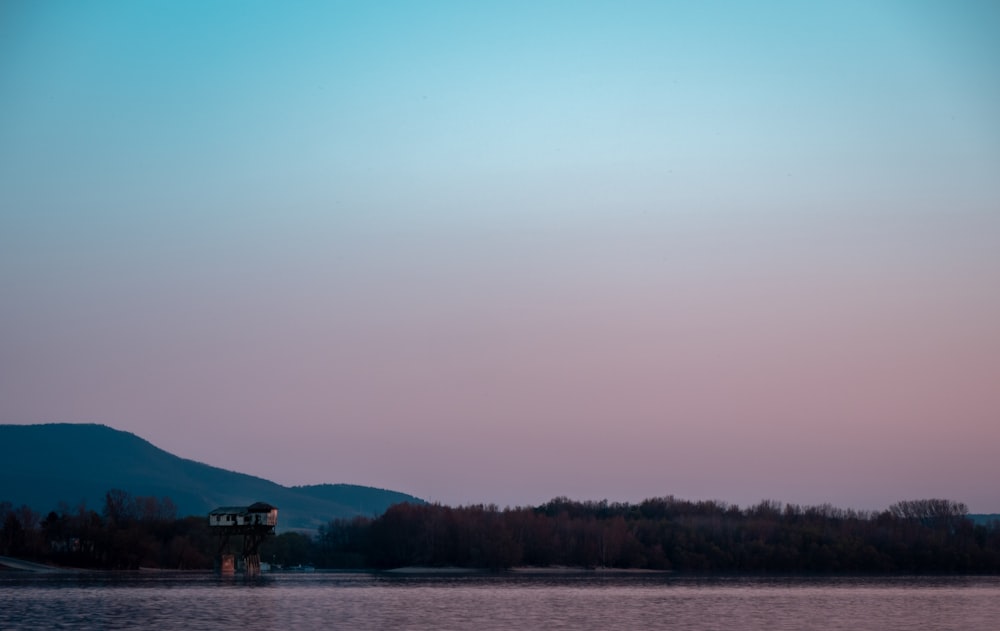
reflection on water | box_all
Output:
[2,573,999,630]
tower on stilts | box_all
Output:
[208,502,278,575]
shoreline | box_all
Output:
[381,565,672,575]
[0,555,83,574]
[509,566,671,575]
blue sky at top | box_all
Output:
[1,1,999,509]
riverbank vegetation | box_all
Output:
[0,491,210,570]
[3,492,999,572]
[312,497,1000,572]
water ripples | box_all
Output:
[2,573,998,630]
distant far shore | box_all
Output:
[382,565,671,575]
[510,566,671,575]
[0,559,668,576]
[0,555,82,574]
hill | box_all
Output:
[0,423,423,530]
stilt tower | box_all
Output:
[208,502,278,575]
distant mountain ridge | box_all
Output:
[0,423,424,530]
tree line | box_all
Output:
[3,493,999,572]
[1,490,211,570]
[309,497,1000,572]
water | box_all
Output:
[2,572,998,630]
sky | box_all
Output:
[2,1,999,513]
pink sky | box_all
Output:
[2,2,999,513]
[4,210,998,512]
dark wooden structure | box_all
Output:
[208,502,278,575]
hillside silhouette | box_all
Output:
[0,423,422,530]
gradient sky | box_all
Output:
[2,1,999,512]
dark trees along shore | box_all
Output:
[312,497,1000,572]
[2,492,998,572]
[1,490,209,570]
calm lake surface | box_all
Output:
[2,572,998,630]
